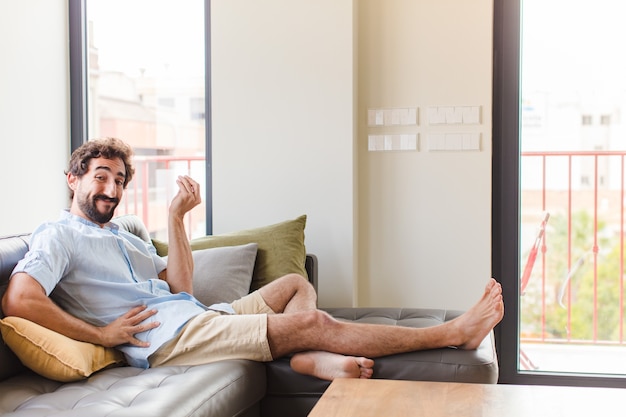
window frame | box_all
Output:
[68,0,213,234]
[492,0,626,388]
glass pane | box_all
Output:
[86,0,206,240]
[520,0,626,374]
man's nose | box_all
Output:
[103,179,118,197]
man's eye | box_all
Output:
[116,180,124,186]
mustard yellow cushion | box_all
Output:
[153,215,307,291]
[0,316,126,382]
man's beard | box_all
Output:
[77,194,120,224]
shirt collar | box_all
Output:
[60,210,120,234]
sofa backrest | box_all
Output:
[0,234,30,302]
[111,214,152,242]
[0,233,30,380]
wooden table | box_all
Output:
[308,378,625,417]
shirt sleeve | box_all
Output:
[12,223,72,295]
[151,246,167,274]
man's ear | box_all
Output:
[67,172,78,191]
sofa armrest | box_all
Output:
[305,254,318,292]
[0,234,31,314]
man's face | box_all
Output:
[68,157,126,226]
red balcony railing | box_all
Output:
[520,150,626,348]
[115,155,206,241]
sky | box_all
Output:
[522,0,626,95]
[87,0,205,78]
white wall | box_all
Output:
[0,0,70,235]
[211,0,357,306]
[212,0,494,309]
[357,0,494,309]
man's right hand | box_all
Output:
[98,305,160,348]
[3,273,161,348]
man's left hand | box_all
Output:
[170,175,201,218]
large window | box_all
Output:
[494,0,626,387]
[69,0,212,238]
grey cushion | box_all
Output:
[190,243,258,306]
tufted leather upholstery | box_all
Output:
[0,361,265,417]
[325,307,498,382]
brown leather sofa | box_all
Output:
[0,216,498,417]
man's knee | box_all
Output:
[276,273,315,297]
[267,309,337,357]
[299,308,335,329]
[280,273,311,288]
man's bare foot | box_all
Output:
[454,278,504,350]
[290,351,374,381]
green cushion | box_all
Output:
[153,215,307,291]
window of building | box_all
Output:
[190,97,206,120]
[158,97,176,108]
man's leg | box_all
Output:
[266,278,504,359]
[259,274,375,380]
[258,273,318,313]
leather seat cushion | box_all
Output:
[261,307,498,417]
[0,360,266,417]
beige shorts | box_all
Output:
[148,291,276,367]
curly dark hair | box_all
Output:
[65,137,135,198]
